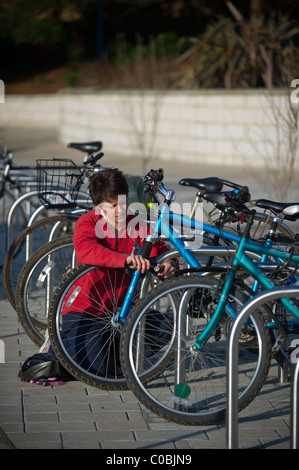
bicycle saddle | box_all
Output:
[67,141,102,154]
[179,177,223,192]
[256,199,299,221]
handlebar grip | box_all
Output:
[239,186,249,196]
[84,152,104,165]
[149,168,164,182]
[140,240,153,259]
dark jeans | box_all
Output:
[50,312,121,377]
[49,309,172,376]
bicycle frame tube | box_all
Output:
[168,210,240,244]
[192,235,299,350]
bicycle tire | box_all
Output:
[47,261,195,391]
[15,235,75,346]
[209,211,295,242]
[48,264,134,390]
[250,212,295,240]
[3,214,78,309]
[120,275,271,426]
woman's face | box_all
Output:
[99,195,128,228]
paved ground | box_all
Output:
[0,296,294,450]
[0,126,298,451]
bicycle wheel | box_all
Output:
[3,214,78,308]
[15,235,75,347]
[250,212,295,240]
[263,298,299,374]
[211,211,295,242]
[120,275,271,426]
[48,264,138,390]
[235,249,299,373]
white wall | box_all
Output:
[0,88,294,167]
[0,94,60,128]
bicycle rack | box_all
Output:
[6,189,91,251]
[226,285,299,449]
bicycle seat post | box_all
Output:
[267,214,283,242]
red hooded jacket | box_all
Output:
[62,210,169,316]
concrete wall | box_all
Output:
[0,94,61,128]
[0,89,293,167]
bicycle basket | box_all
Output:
[36,158,83,208]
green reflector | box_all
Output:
[174,382,191,399]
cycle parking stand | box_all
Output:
[226,286,299,449]
[291,359,299,448]
[6,189,90,251]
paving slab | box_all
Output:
[0,267,294,451]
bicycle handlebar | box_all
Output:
[143,168,164,183]
[219,178,248,191]
[228,187,251,204]
[83,152,104,166]
[142,168,177,203]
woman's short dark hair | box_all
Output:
[88,168,129,206]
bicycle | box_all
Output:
[9,171,236,345]
[1,140,103,281]
[10,150,168,344]
[1,150,101,306]
[119,195,299,425]
[12,147,295,332]
[3,137,162,298]
[15,177,240,348]
[47,168,286,393]
[0,141,39,268]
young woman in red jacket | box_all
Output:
[59,168,176,379]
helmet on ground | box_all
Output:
[18,352,61,382]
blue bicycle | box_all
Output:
[48,168,298,398]
[119,186,299,425]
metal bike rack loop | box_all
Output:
[6,189,90,250]
[226,286,299,449]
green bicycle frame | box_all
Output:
[193,234,299,350]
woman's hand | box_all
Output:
[157,260,176,279]
[125,257,176,278]
[125,255,150,273]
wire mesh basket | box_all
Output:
[36,158,84,208]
